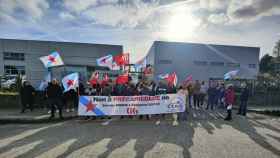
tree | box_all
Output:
[259,54,274,73]
[273,40,280,58]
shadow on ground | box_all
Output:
[0,109,279,158]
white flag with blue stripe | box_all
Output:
[40,51,64,68]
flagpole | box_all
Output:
[77,86,80,96]
[48,67,52,81]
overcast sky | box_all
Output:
[0,0,280,62]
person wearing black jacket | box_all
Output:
[155,81,168,125]
[46,79,63,119]
[20,81,35,113]
[238,83,249,116]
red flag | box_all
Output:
[166,72,177,87]
[89,72,99,86]
[116,73,129,84]
[113,53,129,66]
[143,66,152,75]
[101,73,109,87]
[183,75,193,85]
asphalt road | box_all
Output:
[0,109,280,158]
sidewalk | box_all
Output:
[247,105,280,112]
[0,109,78,124]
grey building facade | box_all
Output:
[146,41,260,83]
[0,38,123,87]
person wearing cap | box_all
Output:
[237,83,249,116]
[224,84,235,121]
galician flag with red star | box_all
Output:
[40,51,64,68]
[62,73,79,92]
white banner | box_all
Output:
[78,94,186,116]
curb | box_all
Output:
[0,116,78,124]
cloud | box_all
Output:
[62,0,201,30]
[227,0,280,22]
[199,0,229,11]
[82,1,159,28]
[200,0,280,25]
[59,12,75,21]
[207,13,229,24]
[63,0,98,13]
[0,0,49,23]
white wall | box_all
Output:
[153,41,260,83]
[0,39,123,86]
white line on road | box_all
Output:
[101,118,117,126]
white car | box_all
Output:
[1,75,26,89]
[1,78,17,89]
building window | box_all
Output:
[158,59,172,64]
[3,52,25,61]
[194,61,208,66]
[4,65,26,75]
[227,62,240,67]
[210,61,224,66]
[248,64,256,69]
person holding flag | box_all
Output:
[62,72,78,113]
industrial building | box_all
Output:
[146,41,260,83]
[0,38,123,87]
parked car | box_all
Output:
[0,75,26,89]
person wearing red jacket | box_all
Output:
[224,84,235,121]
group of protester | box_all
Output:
[19,76,250,122]
[186,80,249,121]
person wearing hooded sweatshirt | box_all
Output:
[224,85,235,121]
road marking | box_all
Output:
[0,140,42,158]
[0,123,63,149]
[36,139,77,158]
[67,138,111,158]
[101,118,117,126]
